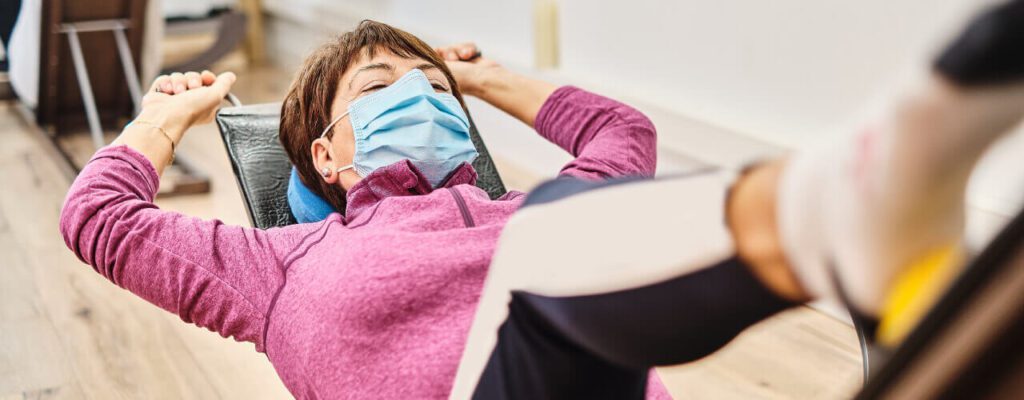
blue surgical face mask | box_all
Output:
[320,69,478,188]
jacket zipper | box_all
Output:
[448,188,476,228]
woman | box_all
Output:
[59,21,670,399]
[451,1,1024,398]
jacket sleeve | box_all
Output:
[58,145,322,351]
[534,86,657,180]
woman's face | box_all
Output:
[311,49,453,191]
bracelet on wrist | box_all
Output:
[131,120,177,164]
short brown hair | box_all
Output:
[279,20,465,213]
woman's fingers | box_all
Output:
[142,76,171,108]
[169,72,187,94]
[194,72,236,111]
[437,42,480,61]
[193,72,238,124]
[150,75,169,93]
[185,71,202,90]
[200,70,216,86]
[209,72,237,97]
[156,75,174,94]
[139,70,237,126]
[435,46,458,60]
[455,42,478,59]
[151,71,218,95]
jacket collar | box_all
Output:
[343,160,478,221]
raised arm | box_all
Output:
[438,44,657,180]
[532,86,657,179]
[59,71,318,351]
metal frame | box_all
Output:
[60,19,143,149]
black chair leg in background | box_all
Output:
[0,0,22,72]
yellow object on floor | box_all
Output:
[877,244,964,346]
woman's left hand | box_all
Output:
[434,43,500,97]
[111,70,236,175]
[142,70,236,130]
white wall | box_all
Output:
[380,0,535,68]
[557,0,1023,218]
[262,0,1024,219]
[262,0,534,68]
[559,0,989,147]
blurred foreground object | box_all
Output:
[859,205,1024,399]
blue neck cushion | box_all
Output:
[287,167,337,223]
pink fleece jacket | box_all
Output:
[60,86,670,399]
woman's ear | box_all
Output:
[311,137,340,184]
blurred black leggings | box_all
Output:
[0,0,20,43]
[0,0,22,70]
[472,257,797,400]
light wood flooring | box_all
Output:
[0,66,861,399]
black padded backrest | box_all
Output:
[216,102,507,230]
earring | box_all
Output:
[321,167,331,178]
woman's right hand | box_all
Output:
[434,43,500,97]
[435,43,557,127]
[138,70,237,133]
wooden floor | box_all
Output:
[0,67,861,399]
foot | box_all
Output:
[778,0,1024,318]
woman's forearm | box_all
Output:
[472,67,558,127]
[529,86,658,179]
[111,110,190,176]
[59,143,298,349]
